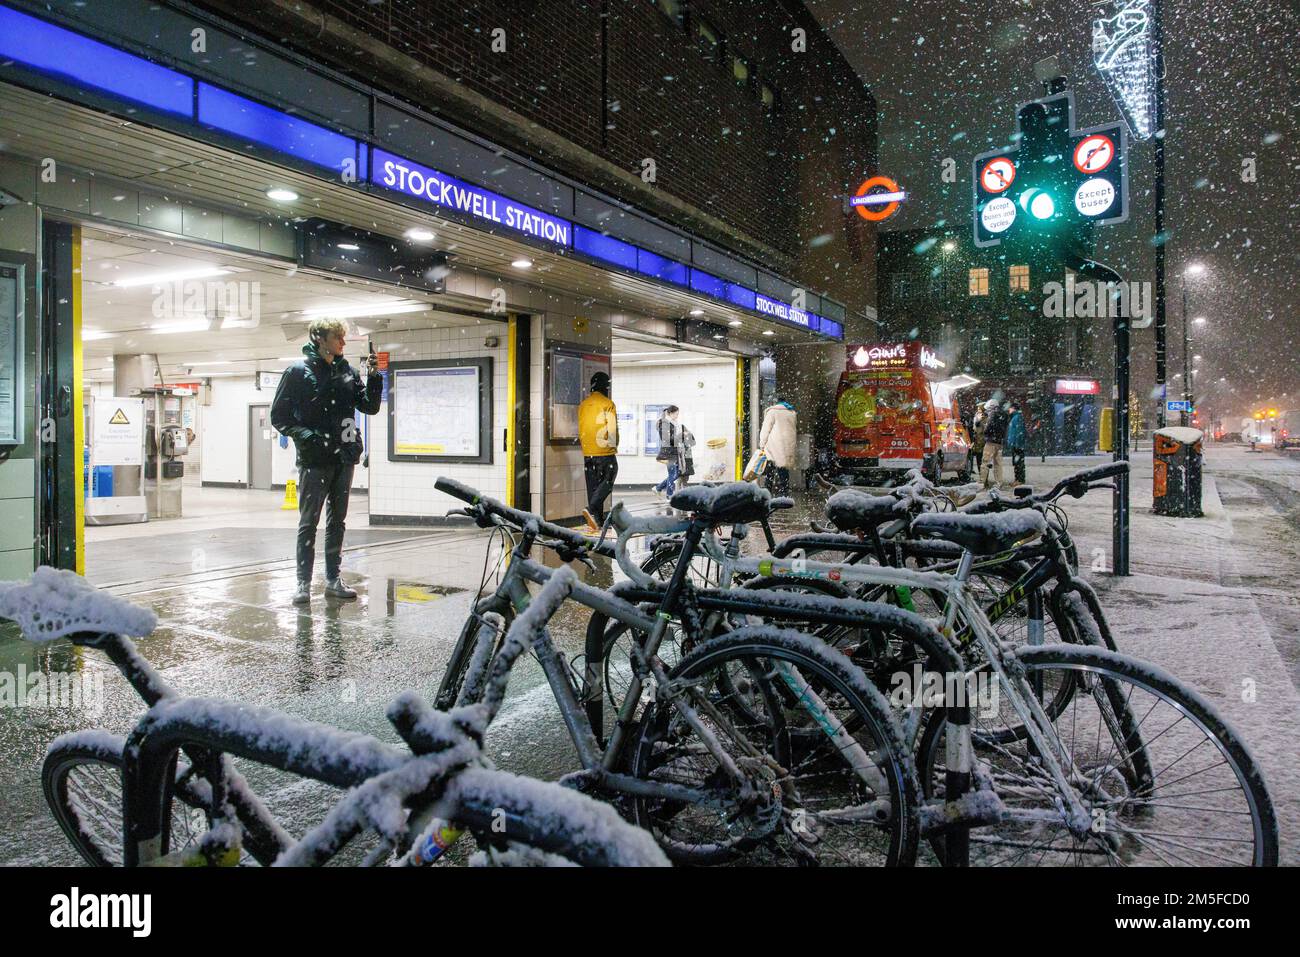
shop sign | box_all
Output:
[1055,378,1100,394]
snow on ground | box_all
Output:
[1012,447,1300,865]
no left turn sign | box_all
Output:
[979,157,1016,193]
[1073,134,1115,174]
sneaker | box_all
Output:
[582,509,601,533]
[292,581,310,605]
[325,578,358,600]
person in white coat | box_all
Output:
[758,398,797,496]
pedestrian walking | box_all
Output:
[653,406,682,498]
[969,404,988,476]
[578,371,619,531]
[759,398,797,496]
[271,317,382,605]
[1005,401,1027,485]
[979,398,1008,488]
[677,425,696,490]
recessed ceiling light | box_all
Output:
[762,329,775,336]
[711,334,725,340]
[151,319,212,334]
[113,266,231,288]
[266,188,299,202]
[82,329,118,341]
[404,228,435,242]
[511,258,533,269]
[689,308,705,316]
[728,320,743,327]
[337,242,360,251]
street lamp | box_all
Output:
[1180,263,1207,427]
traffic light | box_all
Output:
[973,92,1129,248]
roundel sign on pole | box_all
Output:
[851,175,906,222]
[1073,133,1116,174]
[979,157,1016,193]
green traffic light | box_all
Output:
[1019,187,1056,220]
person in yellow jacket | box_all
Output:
[578,371,619,530]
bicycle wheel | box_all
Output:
[42,734,210,867]
[626,626,920,866]
[917,644,1279,866]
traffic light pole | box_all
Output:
[1072,256,1131,576]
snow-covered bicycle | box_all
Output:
[0,568,668,867]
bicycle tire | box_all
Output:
[42,734,214,867]
[625,626,921,866]
[916,644,1278,866]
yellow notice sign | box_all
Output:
[108,408,130,425]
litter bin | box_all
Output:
[1152,426,1203,517]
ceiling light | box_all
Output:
[113,266,231,288]
[712,334,725,340]
[266,188,299,202]
[728,320,743,327]
[301,301,431,320]
[150,319,212,334]
[511,258,533,269]
[689,308,705,316]
[337,243,361,251]
[762,329,775,336]
[404,228,435,242]
[82,329,117,341]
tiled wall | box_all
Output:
[610,360,738,486]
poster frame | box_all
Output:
[545,341,610,445]
[0,261,24,446]
[386,357,493,464]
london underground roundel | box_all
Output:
[980,196,1016,234]
[1073,134,1116,174]
[979,157,1016,193]
[852,175,905,222]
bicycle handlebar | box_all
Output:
[435,477,614,559]
[607,502,693,587]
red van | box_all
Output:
[833,342,976,485]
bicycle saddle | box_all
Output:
[670,481,772,526]
[824,489,910,534]
[908,510,1045,556]
[0,566,157,641]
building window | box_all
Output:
[968,268,989,296]
[970,331,992,363]
[732,55,750,84]
[1009,327,1031,367]
[1010,264,1030,292]
[651,0,684,27]
[760,83,776,110]
[696,18,721,59]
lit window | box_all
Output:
[761,84,775,109]
[968,268,989,296]
[1010,264,1030,291]
[733,56,750,83]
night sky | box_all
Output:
[809,0,1297,419]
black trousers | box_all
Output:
[767,464,791,496]
[584,455,618,521]
[297,463,354,582]
[1011,448,1026,484]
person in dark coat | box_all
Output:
[1005,402,1027,484]
[272,317,382,605]
[979,398,1009,487]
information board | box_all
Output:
[387,358,492,463]
[0,263,23,445]
[644,403,669,456]
[617,409,638,456]
[547,345,610,443]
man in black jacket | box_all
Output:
[272,318,382,604]
[979,398,1009,488]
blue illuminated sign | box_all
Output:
[573,226,637,270]
[0,4,193,116]
[372,149,572,247]
[198,84,359,174]
[755,294,812,329]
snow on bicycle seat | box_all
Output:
[0,566,156,641]
[909,510,1045,556]
[824,489,909,534]
[670,481,772,526]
